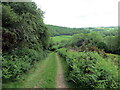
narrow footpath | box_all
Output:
[56,54,67,88]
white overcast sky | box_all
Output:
[32,0,119,28]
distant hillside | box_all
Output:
[46,25,90,36]
[46,25,118,36]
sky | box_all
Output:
[32,0,119,28]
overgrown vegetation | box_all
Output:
[3,53,57,88]
[57,48,119,89]
[2,2,49,82]
[2,1,119,89]
[49,25,119,89]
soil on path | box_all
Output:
[56,54,67,88]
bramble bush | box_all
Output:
[57,48,119,89]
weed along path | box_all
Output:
[21,52,57,88]
[3,52,67,88]
[56,54,67,88]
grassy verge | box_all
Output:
[3,52,57,88]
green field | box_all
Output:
[51,35,72,42]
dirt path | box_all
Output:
[56,54,67,88]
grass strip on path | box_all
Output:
[3,52,57,88]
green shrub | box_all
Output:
[2,48,47,82]
[57,48,119,89]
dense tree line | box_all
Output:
[2,2,49,81]
[47,25,118,37]
[69,30,119,54]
